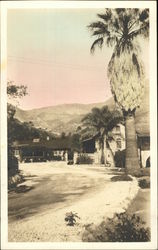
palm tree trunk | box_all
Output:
[100,139,105,164]
[125,113,140,172]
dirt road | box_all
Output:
[8,162,139,242]
[8,162,109,222]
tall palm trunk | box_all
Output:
[100,139,105,164]
[125,112,140,172]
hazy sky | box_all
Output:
[7,9,149,110]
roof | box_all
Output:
[12,138,72,150]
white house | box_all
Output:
[81,123,150,168]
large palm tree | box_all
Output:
[81,106,123,164]
[88,8,149,171]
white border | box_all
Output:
[1,1,157,250]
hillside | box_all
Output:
[15,98,115,134]
[15,84,149,135]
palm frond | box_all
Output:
[90,37,104,53]
[139,9,149,22]
[88,21,107,30]
[92,27,110,37]
[97,9,112,22]
[132,53,140,76]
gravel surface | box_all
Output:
[8,162,139,242]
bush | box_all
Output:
[65,212,80,226]
[82,212,150,242]
[138,177,150,189]
[52,155,62,161]
[114,150,125,168]
[76,154,93,165]
[131,168,150,178]
[111,174,132,182]
[8,172,24,189]
[8,153,19,176]
[67,160,74,165]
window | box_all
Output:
[116,138,122,149]
[33,138,40,143]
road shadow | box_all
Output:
[8,174,93,222]
[12,185,35,193]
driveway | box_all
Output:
[8,162,139,242]
[8,162,108,222]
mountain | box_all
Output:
[15,98,115,134]
[15,83,149,135]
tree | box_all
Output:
[82,106,123,164]
[7,81,28,143]
[7,81,28,100]
[88,8,149,171]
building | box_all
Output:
[12,138,74,163]
[82,123,150,168]
[137,132,150,168]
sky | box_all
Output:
[7,8,149,110]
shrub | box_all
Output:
[114,150,125,168]
[67,160,74,165]
[82,212,150,242]
[111,174,132,182]
[76,154,93,164]
[65,212,80,226]
[138,177,150,189]
[130,168,150,178]
[8,172,25,189]
[8,153,19,177]
[52,155,62,161]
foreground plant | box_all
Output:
[65,212,80,226]
[83,212,150,242]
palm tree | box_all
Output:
[81,106,123,164]
[88,8,149,171]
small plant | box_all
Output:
[82,212,150,242]
[65,212,80,226]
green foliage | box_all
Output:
[7,81,28,99]
[111,174,132,182]
[88,9,149,114]
[82,212,150,242]
[8,172,24,189]
[8,116,54,143]
[60,132,66,139]
[71,133,81,151]
[76,154,93,164]
[88,9,149,54]
[130,168,150,177]
[114,149,126,168]
[138,177,150,189]
[82,106,123,136]
[81,106,122,165]
[8,149,19,176]
[108,51,145,112]
[65,212,80,226]
[52,155,62,161]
